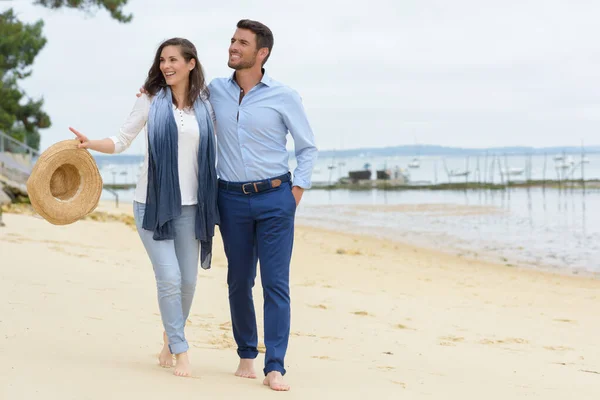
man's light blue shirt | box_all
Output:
[208,71,318,189]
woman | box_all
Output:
[70,38,219,377]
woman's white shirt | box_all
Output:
[109,93,211,205]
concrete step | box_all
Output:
[0,152,33,184]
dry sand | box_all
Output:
[0,201,599,399]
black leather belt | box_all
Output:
[218,173,291,194]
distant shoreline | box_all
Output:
[91,144,600,162]
[309,179,600,191]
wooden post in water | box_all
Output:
[483,151,489,184]
[503,153,510,188]
[465,156,470,184]
[554,152,561,185]
[490,155,497,184]
[476,155,481,185]
[542,152,547,189]
[327,156,335,185]
[581,140,585,188]
[442,158,450,182]
[496,156,504,186]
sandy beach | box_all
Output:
[1,201,599,399]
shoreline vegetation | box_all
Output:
[102,179,600,192]
[311,179,600,191]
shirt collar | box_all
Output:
[228,68,272,87]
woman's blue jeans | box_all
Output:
[133,201,199,354]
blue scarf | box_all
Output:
[142,87,219,270]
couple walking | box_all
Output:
[71,19,317,391]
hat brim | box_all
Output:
[27,139,103,225]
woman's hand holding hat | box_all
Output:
[70,127,90,149]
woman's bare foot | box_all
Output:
[263,371,290,391]
[235,358,257,379]
[173,352,191,377]
[158,331,173,368]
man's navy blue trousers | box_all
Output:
[218,177,296,376]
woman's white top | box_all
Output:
[110,93,214,205]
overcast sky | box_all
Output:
[6,0,600,154]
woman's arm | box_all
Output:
[70,128,115,153]
[70,94,151,154]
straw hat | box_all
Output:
[27,139,103,225]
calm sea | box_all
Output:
[94,153,599,275]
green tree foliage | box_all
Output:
[0,1,131,151]
[0,10,49,150]
[33,1,132,23]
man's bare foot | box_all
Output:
[235,358,257,379]
[158,331,173,368]
[174,352,191,377]
[263,371,290,391]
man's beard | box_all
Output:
[228,53,257,70]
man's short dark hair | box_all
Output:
[237,19,274,65]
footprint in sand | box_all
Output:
[336,248,362,256]
[440,335,465,343]
[6,233,24,238]
[352,311,372,317]
[580,369,600,375]
[219,321,232,331]
[553,318,577,324]
[320,335,343,341]
[391,381,407,388]
[439,341,456,347]
[544,346,574,351]
[308,304,328,310]
[480,338,529,345]
[311,355,331,360]
[290,331,318,338]
[208,333,236,349]
[3,234,25,243]
[395,323,412,330]
[377,366,396,372]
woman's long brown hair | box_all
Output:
[144,38,208,108]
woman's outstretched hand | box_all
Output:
[70,127,90,149]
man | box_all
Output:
[208,20,317,391]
